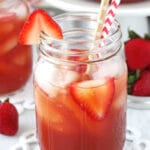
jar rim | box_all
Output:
[40,12,121,44]
[40,12,122,63]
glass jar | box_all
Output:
[0,0,32,94]
[34,12,127,150]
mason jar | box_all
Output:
[34,12,127,150]
[0,0,32,94]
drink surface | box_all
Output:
[0,2,32,94]
[34,56,127,150]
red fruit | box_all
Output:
[68,49,88,61]
[0,100,18,136]
[19,9,63,45]
[125,38,150,71]
[68,49,89,73]
[69,78,115,121]
[132,70,150,96]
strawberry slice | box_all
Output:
[69,78,115,121]
[19,9,63,45]
[125,38,150,71]
[132,70,150,96]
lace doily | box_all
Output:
[10,127,150,150]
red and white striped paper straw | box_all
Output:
[101,0,121,38]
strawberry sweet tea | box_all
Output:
[0,0,32,94]
[19,9,127,150]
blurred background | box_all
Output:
[32,0,150,40]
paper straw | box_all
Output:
[94,0,110,41]
[94,0,121,40]
[87,0,120,73]
[101,0,121,38]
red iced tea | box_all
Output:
[34,70,127,150]
[0,0,32,94]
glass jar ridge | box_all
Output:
[40,12,122,63]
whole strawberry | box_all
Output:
[0,99,18,136]
[132,70,150,96]
[125,30,150,96]
[125,31,150,71]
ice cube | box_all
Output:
[0,35,18,56]
[15,2,30,20]
[35,61,80,97]
[0,22,14,36]
[93,57,125,79]
[12,48,31,66]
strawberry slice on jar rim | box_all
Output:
[19,9,63,45]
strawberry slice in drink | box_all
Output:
[69,78,115,121]
[19,9,63,45]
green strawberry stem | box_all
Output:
[128,29,150,40]
[0,98,10,103]
[5,98,9,102]
[128,30,141,39]
[128,69,141,94]
[144,33,150,40]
